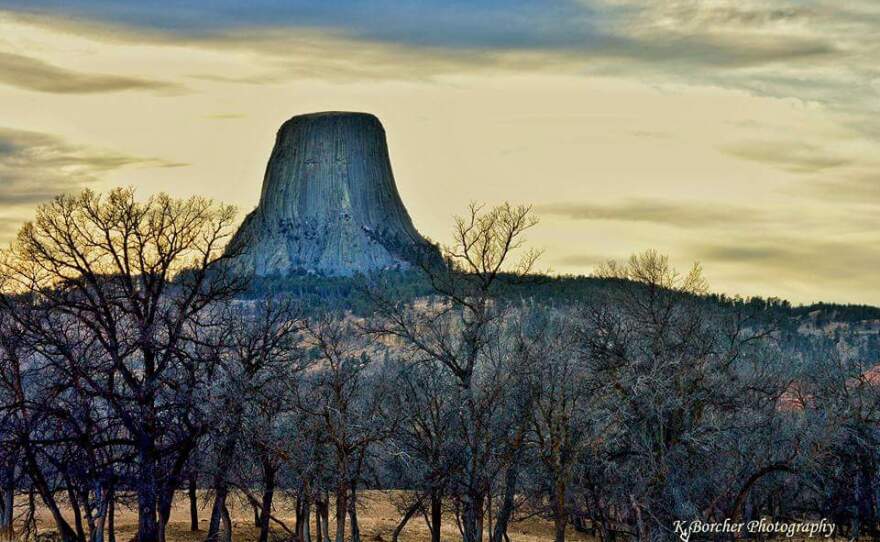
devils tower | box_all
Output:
[227,112,435,276]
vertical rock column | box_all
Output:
[228,111,434,276]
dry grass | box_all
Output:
[26,491,596,542]
[27,494,863,542]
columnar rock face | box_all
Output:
[228,111,435,276]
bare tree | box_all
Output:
[522,310,590,542]
[203,297,303,542]
[385,358,459,542]
[0,304,23,542]
[372,202,540,542]
[0,297,87,542]
[579,250,784,541]
[3,188,877,542]
[0,188,241,542]
[298,318,400,542]
[796,343,880,539]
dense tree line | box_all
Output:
[0,189,878,542]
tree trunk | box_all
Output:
[461,491,484,542]
[461,371,485,542]
[315,502,323,542]
[26,489,37,539]
[158,434,198,542]
[220,504,232,542]
[728,463,791,521]
[189,473,200,531]
[857,457,877,537]
[294,496,312,542]
[24,445,79,542]
[552,475,567,542]
[66,480,86,542]
[0,473,13,542]
[629,495,647,542]
[83,489,97,542]
[320,495,331,542]
[300,499,312,542]
[348,485,361,542]
[334,485,347,542]
[553,511,567,542]
[392,498,421,542]
[137,437,160,542]
[487,495,492,542]
[258,465,276,542]
[158,487,175,542]
[296,494,304,536]
[491,459,522,542]
[430,491,442,542]
[207,486,230,542]
[316,495,331,542]
[90,504,107,542]
[206,418,241,542]
[108,494,116,542]
[570,515,589,534]
[89,486,112,542]
[850,516,862,542]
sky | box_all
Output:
[0,0,878,305]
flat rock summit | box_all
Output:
[227,112,435,276]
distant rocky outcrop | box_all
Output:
[227,112,437,276]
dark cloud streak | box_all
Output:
[720,140,851,173]
[537,199,764,228]
[0,127,187,205]
[0,1,604,50]
[0,1,838,69]
[0,51,183,94]
[693,236,880,284]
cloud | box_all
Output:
[552,230,880,303]
[805,172,880,203]
[555,253,615,267]
[693,235,880,285]
[0,0,871,149]
[596,34,835,70]
[189,73,282,85]
[537,199,763,228]
[696,245,782,263]
[0,1,839,69]
[0,127,187,205]
[0,2,844,80]
[0,51,183,94]
[0,1,604,50]
[540,196,880,241]
[720,140,851,172]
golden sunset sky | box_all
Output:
[0,1,878,304]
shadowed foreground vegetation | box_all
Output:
[1,190,879,542]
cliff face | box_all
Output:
[228,112,434,276]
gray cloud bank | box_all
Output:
[536,199,763,228]
[0,127,186,205]
[3,1,878,141]
[0,51,183,94]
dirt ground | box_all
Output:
[27,491,596,542]
[24,493,867,542]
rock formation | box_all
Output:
[227,111,436,276]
